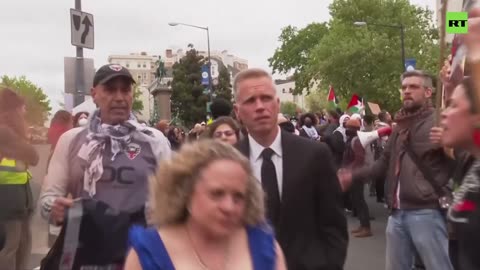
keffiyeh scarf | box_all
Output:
[449,159,480,223]
[334,115,350,143]
[77,110,153,197]
[302,125,320,140]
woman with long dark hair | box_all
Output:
[166,127,182,150]
[0,88,39,270]
[437,77,480,270]
[48,110,73,150]
[47,110,73,170]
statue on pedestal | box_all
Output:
[150,56,172,123]
[154,56,167,82]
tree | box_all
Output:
[214,66,233,101]
[280,101,298,117]
[305,89,328,113]
[306,87,350,113]
[170,45,209,128]
[0,75,51,126]
[271,0,439,113]
[310,0,439,113]
[132,86,144,113]
[269,23,329,94]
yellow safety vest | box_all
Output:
[0,158,29,185]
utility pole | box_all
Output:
[74,0,85,107]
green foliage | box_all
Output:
[305,87,349,113]
[171,45,209,128]
[269,23,329,94]
[0,75,51,126]
[280,101,298,116]
[305,87,351,112]
[305,88,328,113]
[270,0,439,113]
[214,66,233,102]
[132,85,144,113]
[149,98,159,126]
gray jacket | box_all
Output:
[355,110,452,210]
[40,126,171,222]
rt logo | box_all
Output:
[446,12,468,34]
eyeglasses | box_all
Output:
[213,130,236,138]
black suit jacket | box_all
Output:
[237,130,348,270]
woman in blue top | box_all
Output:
[125,140,287,270]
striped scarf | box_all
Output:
[77,110,152,197]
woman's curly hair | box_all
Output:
[299,112,318,127]
[0,88,27,139]
[149,139,266,226]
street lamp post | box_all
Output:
[354,21,406,72]
[168,22,213,104]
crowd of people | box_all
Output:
[0,7,479,270]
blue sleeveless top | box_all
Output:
[128,225,276,270]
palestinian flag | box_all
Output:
[450,34,461,65]
[327,85,338,109]
[347,94,364,114]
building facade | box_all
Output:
[274,78,307,110]
[108,52,158,85]
[108,50,248,123]
[164,49,248,82]
[436,0,464,43]
[108,52,159,122]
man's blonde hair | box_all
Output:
[149,140,266,226]
[233,68,273,101]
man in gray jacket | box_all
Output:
[339,70,453,270]
[40,64,171,225]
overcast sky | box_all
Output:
[0,0,433,111]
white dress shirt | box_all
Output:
[248,128,284,197]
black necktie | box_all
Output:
[261,148,281,227]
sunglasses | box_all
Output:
[213,130,236,138]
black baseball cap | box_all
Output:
[93,64,136,87]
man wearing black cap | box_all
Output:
[90,64,137,124]
[39,64,171,267]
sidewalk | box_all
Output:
[27,145,50,270]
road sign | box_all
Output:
[405,58,416,71]
[201,65,209,86]
[70,9,94,49]
[64,57,95,94]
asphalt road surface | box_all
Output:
[26,144,389,270]
[345,196,388,270]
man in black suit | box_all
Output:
[233,68,348,270]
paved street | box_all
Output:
[345,196,388,270]
[26,144,50,270]
[26,144,389,270]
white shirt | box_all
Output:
[248,128,284,197]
